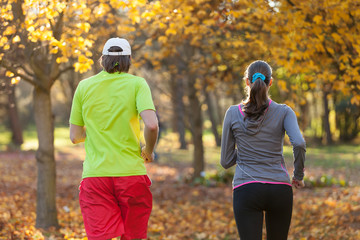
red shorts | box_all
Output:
[79,175,152,240]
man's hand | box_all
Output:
[141,146,154,163]
[140,110,158,163]
[292,177,305,189]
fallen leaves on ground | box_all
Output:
[0,150,360,239]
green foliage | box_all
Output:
[189,168,234,187]
[304,174,348,188]
[193,170,349,189]
[204,169,234,185]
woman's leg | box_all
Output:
[233,183,267,240]
[265,185,293,240]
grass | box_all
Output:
[283,145,360,169]
[0,128,11,149]
[0,125,73,151]
[1,126,360,183]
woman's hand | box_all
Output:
[141,146,154,163]
[292,177,305,189]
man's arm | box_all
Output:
[140,110,159,162]
[70,124,86,144]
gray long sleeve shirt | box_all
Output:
[220,100,306,188]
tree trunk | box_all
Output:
[171,77,187,149]
[335,98,360,142]
[7,84,23,148]
[59,68,80,121]
[299,99,309,132]
[322,91,333,145]
[33,87,58,229]
[204,90,221,146]
[213,90,223,126]
[187,76,204,178]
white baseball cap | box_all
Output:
[102,38,131,56]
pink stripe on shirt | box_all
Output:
[238,104,245,116]
[233,181,292,190]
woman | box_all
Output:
[220,60,306,240]
[69,38,158,240]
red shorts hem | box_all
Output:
[121,234,147,240]
[87,231,123,240]
[88,232,148,240]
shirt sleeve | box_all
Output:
[220,107,238,169]
[136,79,156,114]
[284,106,306,180]
[69,84,84,126]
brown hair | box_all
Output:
[99,46,131,73]
[242,60,272,120]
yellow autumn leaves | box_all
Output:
[1,0,359,105]
[1,0,117,74]
[269,0,360,106]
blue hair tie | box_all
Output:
[252,73,265,83]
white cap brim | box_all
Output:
[102,38,131,56]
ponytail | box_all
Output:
[242,60,272,120]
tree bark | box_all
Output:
[322,90,333,145]
[33,87,58,229]
[299,99,309,132]
[59,67,80,121]
[187,75,204,178]
[204,90,221,146]
[213,90,223,126]
[7,84,23,148]
[335,97,360,142]
[171,77,187,149]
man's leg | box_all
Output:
[79,178,125,240]
[115,175,152,240]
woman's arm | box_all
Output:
[220,108,238,169]
[284,107,306,182]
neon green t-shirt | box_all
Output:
[69,71,155,178]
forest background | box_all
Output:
[0,0,360,239]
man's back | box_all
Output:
[70,71,155,178]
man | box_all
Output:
[70,37,158,240]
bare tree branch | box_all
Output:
[17,64,35,78]
[51,65,74,84]
[286,0,301,10]
[286,0,295,7]
[52,11,65,41]
[0,59,38,87]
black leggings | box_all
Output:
[233,183,293,240]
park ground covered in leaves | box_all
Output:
[1,143,360,240]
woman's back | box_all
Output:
[221,100,306,187]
